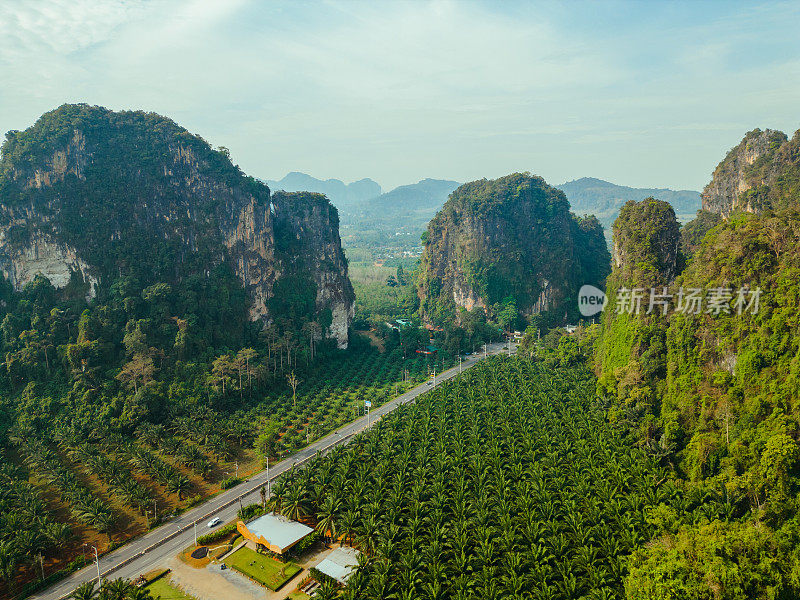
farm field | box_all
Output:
[272,356,726,600]
[0,344,449,598]
[224,546,301,590]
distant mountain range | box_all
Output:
[556,177,701,233]
[264,172,701,246]
[264,172,382,207]
[349,178,461,221]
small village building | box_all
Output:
[386,318,413,331]
[237,513,314,555]
[416,345,438,355]
[314,546,360,584]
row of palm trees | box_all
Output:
[266,358,688,600]
[12,433,116,536]
[0,462,72,594]
[137,420,232,480]
[68,444,155,517]
[70,578,154,599]
[117,443,192,502]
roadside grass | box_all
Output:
[224,546,301,590]
[145,575,199,600]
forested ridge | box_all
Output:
[589,127,800,598]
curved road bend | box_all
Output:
[33,342,509,600]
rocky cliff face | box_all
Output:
[0,104,353,347]
[701,128,794,217]
[416,173,610,325]
[611,198,682,287]
[272,191,354,347]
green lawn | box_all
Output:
[145,576,198,600]
[288,592,311,600]
[224,546,301,590]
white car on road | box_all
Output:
[207,517,222,528]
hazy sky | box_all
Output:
[1,0,799,192]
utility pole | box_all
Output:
[484,343,487,359]
[91,545,100,585]
[235,460,239,479]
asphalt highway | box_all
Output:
[32,342,508,600]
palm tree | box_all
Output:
[125,588,155,600]
[281,486,307,521]
[100,577,133,600]
[315,494,341,542]
[314,581,339,600]
[44,521,73,547]
[69,581,98,600]
[0,541,18,593]
[76,500,114,534]
[166,474,192,501]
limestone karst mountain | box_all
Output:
[416,172,610,326]
[0,104,354,346]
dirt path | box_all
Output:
[167,557,262,600]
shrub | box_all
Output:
[237,503,264,521]
[220,476,242,490]
[196,522,237,545]
[289,531,320,556]
[184,494,203,508]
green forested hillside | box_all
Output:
[593,132,800,597]
[0,105,359,597]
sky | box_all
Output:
[0,0,799,192]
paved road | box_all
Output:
[32,343,509,600]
